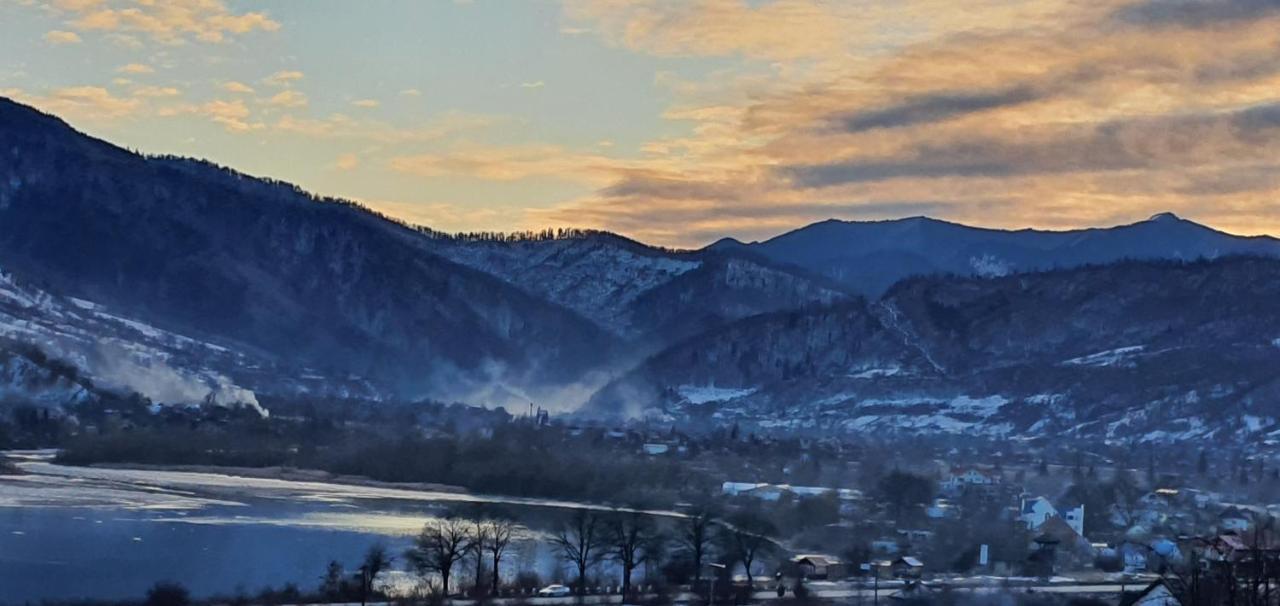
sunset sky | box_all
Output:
[3,0,1279,246]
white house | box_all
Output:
[926,498,957,519]
[1020,497,1059,529]
[722,481,767,496]
[642,443,670,455]
[1020,497,1085,536]
[1063,504,1085,536]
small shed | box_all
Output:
[791,554,846,579]
[891,556,924,579]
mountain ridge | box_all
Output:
[4,94,1280,443]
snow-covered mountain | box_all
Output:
[4,94,1280,443]
[425,232,848,345]
[710,213,1280,296]
[586,257,1280,443]
[0,97,617,409]
[0,265,385,415]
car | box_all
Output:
[538,584,573,597]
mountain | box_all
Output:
[0,263,378,413]
[5,94,1280,441]
[425,232,849,345]
[709,214,1280,296]
[0,97,617,408]
[586,257,1280,443]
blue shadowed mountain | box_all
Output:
[708,213,1280,296]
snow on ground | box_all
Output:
[1243,415,1270,432]
[847,365,903,379]
[839,414,1011,435]
[1063,345,1146,367]
[677,384,757,405]
[437,238,700,335]
[947,395,1008,417]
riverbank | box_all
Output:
[81,461,468,496]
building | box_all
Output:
[1019,496,1085,536]
[790,555,846,580]
[1219,506,1252,531]
[642,443,670,455]
[890,556,924,579]
[941,467,1001,494]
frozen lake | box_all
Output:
[0,452,651,603]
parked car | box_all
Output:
[538,584,573,597]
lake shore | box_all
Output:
[81,461,468,495]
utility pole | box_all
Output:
[708,562,726,606]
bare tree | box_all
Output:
[470,519,490,596]
[320,560,346,599]
[679,503,718,585]
[608,509,657,596]
[719,511,777,586]
[486,518,517,595]
[407,517,474,596]
[551,509,604,595]
[358,543,392,606]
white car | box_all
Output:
[538,584,573,597]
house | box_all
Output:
[1139,489,1180,511]
[890,556,924,579]
[642,443,670,455]
[941,467,1000,494]
[1118,543,1149,573]
[1219,506,1252,531]
[722,482,767,496]
[1019,496,1085,536]
[791,555,846,580]
[1020,496,1058,529]
[722,482,855,502]
[926,498,957,519]
[1063,504,1086,536]
[895,529,935,547]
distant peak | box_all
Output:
[1146,212,1182,223]
[707,237,748,249]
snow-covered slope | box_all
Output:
[0,266,378,415]
[587,257,1280,443]
[428,233,849,343]
[430,235,700,338]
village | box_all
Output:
[338,407,1269,606]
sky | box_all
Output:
[2,0,1279,247]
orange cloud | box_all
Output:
[43,30,82,44]
[262,70,304,87]
[3,85,141,121]
[266,90,308,108]
[528,0,1280,246]
[57,0,279,45]
[116,63,153,74]
[221,81,254,94]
